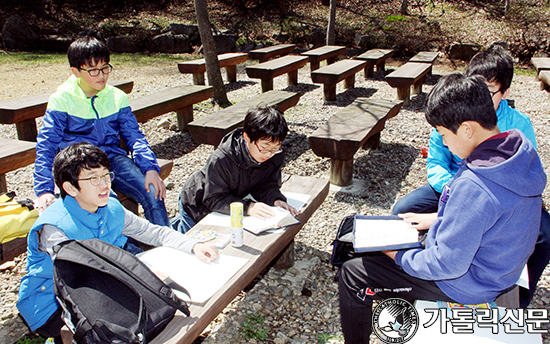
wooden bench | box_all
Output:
[308,98,403,186]
[386,62,432,106]
[0,138,36,193]
[355,48,394,78]
[188,90,301,146]
[248,44,296,62]
[245,55,309,93]
[177,52,248,85]
[310,59,367,101]
[301,45,346,71]
[531,57,550,79]
[538,70,550,94]
[0,80,134,142]
[409,51,440,64]
[129,85,213,132]
[148,175,329,344]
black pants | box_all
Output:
[35,307,64,344]
[337,254,455,344]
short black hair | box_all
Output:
[425,73,497,133]
[67,34,110,69]
[243,106,288,143]
[465,44,514,92]
[53,143,111,199]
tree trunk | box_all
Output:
[400,0,408,15]
[326,0,337,45]
[194,0,230,106]
[504,0,510,16]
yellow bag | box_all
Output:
[0,192,39,244]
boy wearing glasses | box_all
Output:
[18,143,219,343]
[173,106,298,233]
[34,33,170,228]
[391,45,550,307]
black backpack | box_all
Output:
[52,239,190,344]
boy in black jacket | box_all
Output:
[174,106,298,233]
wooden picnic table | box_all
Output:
[409,51,440,64]
[531,57,550,79]
[0,80,134,142]
[0,138,36,193]
[177,53,248,85]
[301,45,346,71]
[248,44,296,62]
[149,175,329,344]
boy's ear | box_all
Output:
[70,66,80,78]
[62,181,79,197]
[501,88,511,100]
[242,131,251,144]
[461,122,475,139]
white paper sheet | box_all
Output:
[137,247,248,304]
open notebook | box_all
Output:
[352,215,422,252]
[198,191,310,235]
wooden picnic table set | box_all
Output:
[0,44,446,344]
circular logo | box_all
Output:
[372,298,419,343]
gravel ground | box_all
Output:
[1,54,549,344]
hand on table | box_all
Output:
[274,200,300,216]
[248,202,275,219]
[192,243,219,264]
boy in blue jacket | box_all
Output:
[18,143,218,343]
[392,45,550,307]
[34,33,170,227]
[338,73,546,343]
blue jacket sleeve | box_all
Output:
[395,178,498,280]
[426,129,460,193]
[496,100,537,150]
[118,105,160,175]
[34,109,66,197]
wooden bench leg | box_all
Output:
[226,65,237,83]
[330,158,353,186]
[362,132,381,150]
[376,61,386,72]
[540,81,550,92]
[396,87,411,107]
[0,174,6,193]
[261,78,274,93]
[344,74,355,90]
[412,81,423,95]
[327,57,337,65]
[120,197,139,215]
[288,69,299,87]
[274,240,295,270]
[193,72,206,85]
[16,119,38,142]
[310,61,320,71]
[323,84,337,102]
[364,65,374,79]
[176,106,193,132]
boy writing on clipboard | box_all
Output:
[173,106,299,233]
[337,73,546,343]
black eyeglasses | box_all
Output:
[79,64,113,77]
[78,172,115,186]
[254,141,283,155]
[489,89,501,97]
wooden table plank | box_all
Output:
[409,51,440,64]
[385,62,432,89]
[301,45,346,70]
[0,138,36,175]
[248,44,296,62]
[310,59,367,85]
[150,175,330,344]
[531,57,550,79]
[246,55,309,79]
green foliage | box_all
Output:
[385,15,408,22]
[239,313,268,340]
[318,333,344,343]
[281,16,307,42]
[16,334,47,344]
